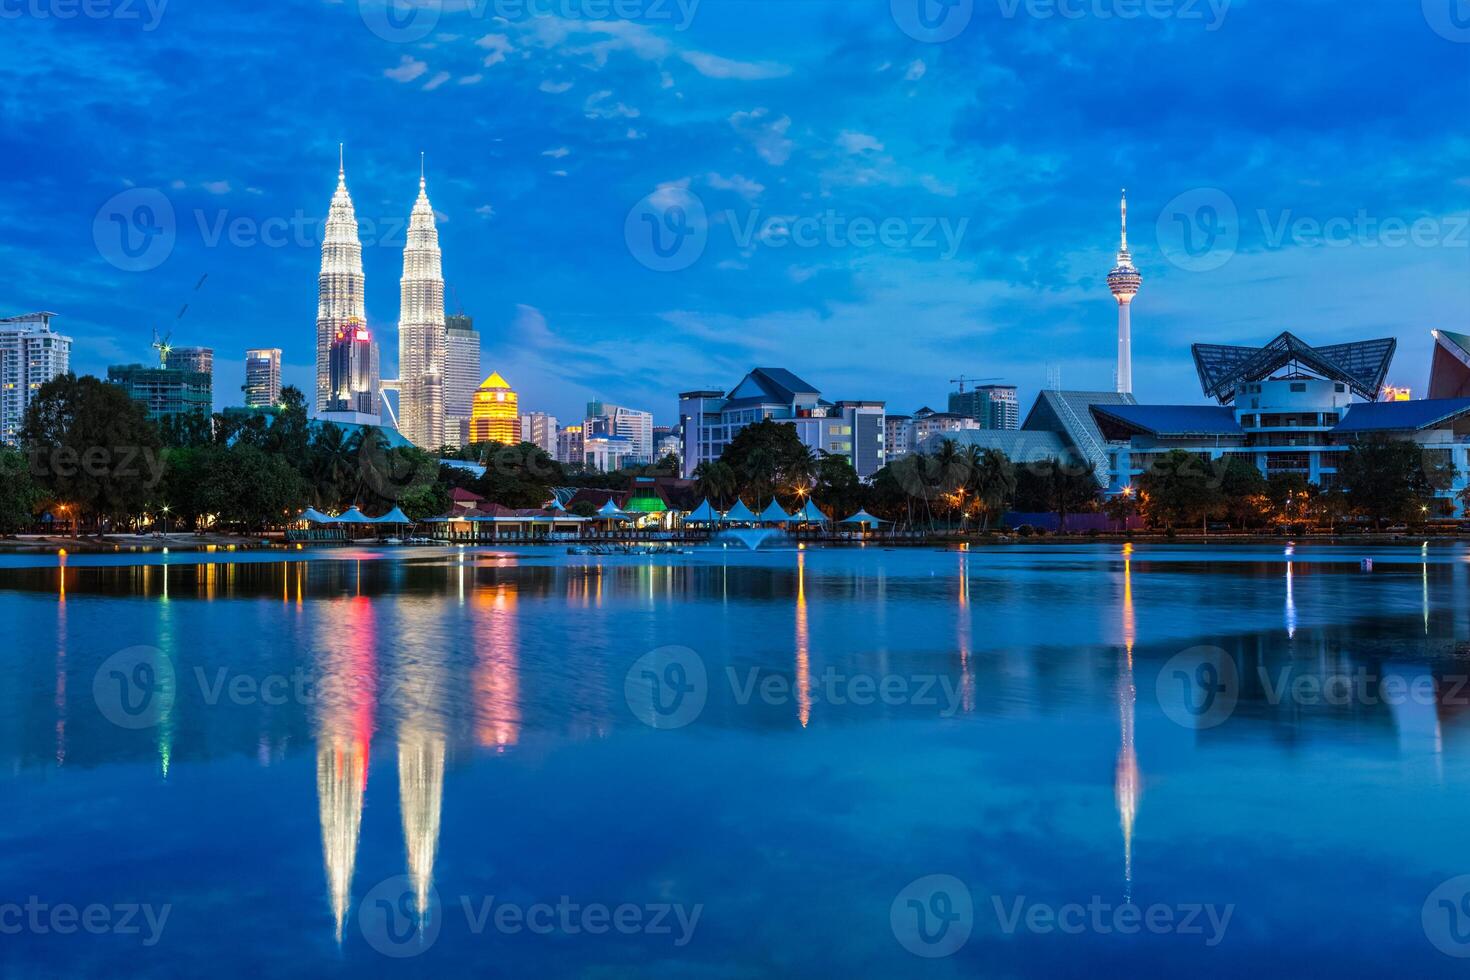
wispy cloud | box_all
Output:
[384,55,428,83]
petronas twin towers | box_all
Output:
[315,147,446,448]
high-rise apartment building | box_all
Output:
[0,312,71,444]
[585,401,654,464]
[948,384,1019,430]
[170,346,213,377]
[443,314,479,446]
[556,425,584,466]
[520,412,557,456]
[243,348,282,408]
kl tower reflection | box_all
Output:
[314,596,378,942]
[1115,545,1141,902]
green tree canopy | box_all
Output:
[1337,438,1453,525]
[20,373,163,530]
[1134,450,1225,530]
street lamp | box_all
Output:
[162,505,170,537]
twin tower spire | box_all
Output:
[315,145,446,448]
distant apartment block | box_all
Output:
[243,348,282,408]
[0,312,71,444]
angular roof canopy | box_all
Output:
[686,499,719,522]
[300,507,335,524]
[839,509,882,526]
[1192,332,1396,404]
[1332,397,1470,434]
[1091,404,1244,440]
[758,499,794,523]
[478,371,513,390]
[1023,389,1136,484]
[597,499,629,518]
[336,507,370,523]
[722,500,758,523]
[373,507,413,524]
[723,368,822,409]
[795,500,830,524]
[1428,330,1470,400]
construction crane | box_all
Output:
[949,375,1002,394]
[151,327,173,368]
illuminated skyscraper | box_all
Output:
[243,348,282,408]
[0,312,71,445]
[325,320,376,418]
[469,371,521,444]
[520,412,557,455]
[1107,189,1142,396]
[398,157,446,449]
[443,313,480,446]
[316,146,366,415]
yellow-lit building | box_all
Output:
[469,371,522,444]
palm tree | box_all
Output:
[968,448,1016,531]
[743,447,777,507]
[694,461,737,509]
[308,423,353,510]
[784,445,818,502]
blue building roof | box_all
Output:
[1332,398,1470,434]
[1091,404,1244,439]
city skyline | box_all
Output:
[8,2,1467,426]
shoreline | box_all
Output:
[0,531,1459,554]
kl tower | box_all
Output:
[1108,189,1142,395]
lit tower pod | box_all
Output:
[468,371,522,444]
[317,145,367,414]
[398,154,447,449]
[326,319,376,418]
[1107,189,1143,396]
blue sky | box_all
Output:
[3,0,1468,424]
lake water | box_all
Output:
[4,541,1470,977]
